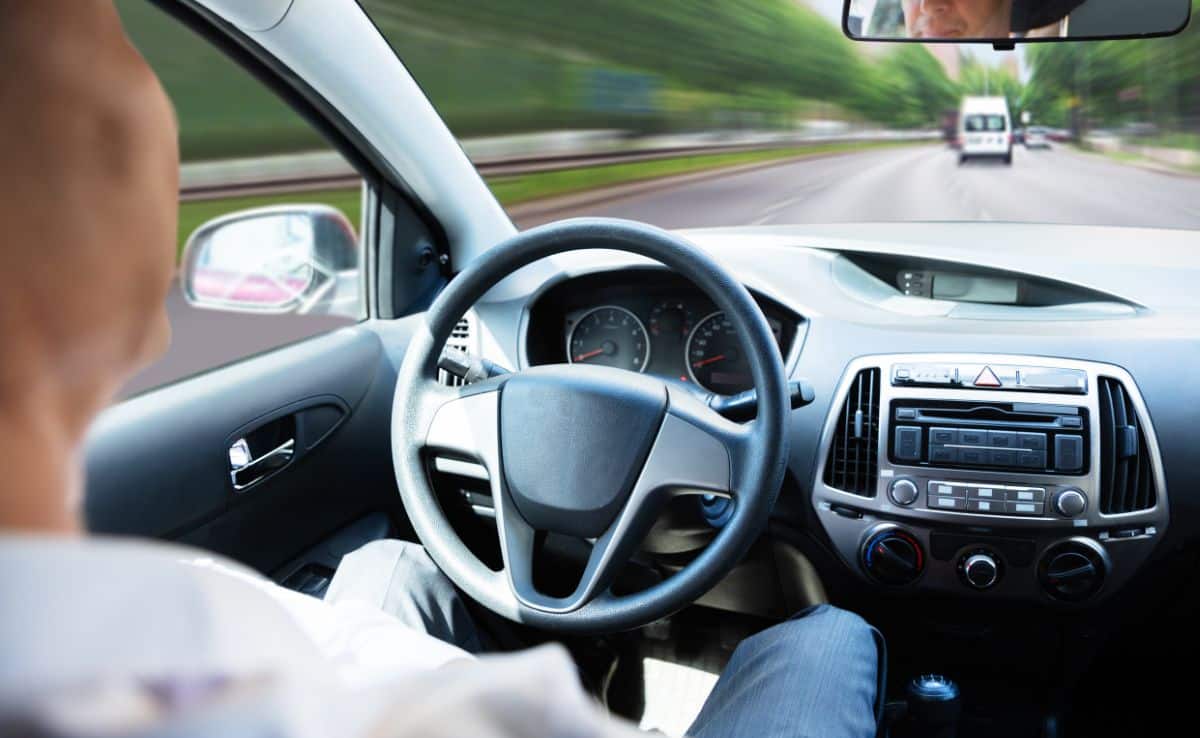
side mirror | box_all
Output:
[181,205,359,316]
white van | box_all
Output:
[959,96,1013,165]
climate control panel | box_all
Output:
[813,353,1168,605]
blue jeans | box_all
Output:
[327,541,882,738]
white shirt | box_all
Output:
[0,535,641,738]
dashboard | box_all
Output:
[455,221,1200,616]
[523,269,804,396]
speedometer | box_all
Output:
[686,312,752,394]
[568,306,650,372]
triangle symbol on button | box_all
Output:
[974,366,1002,387]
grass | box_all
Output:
[486,141,912,206]
[176,140,919,257]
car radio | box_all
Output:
[887,399,1089,476]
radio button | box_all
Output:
[1055,435,1084,472]
[930,427,959,445]
[1007,488,1046,503]
[928,496,966,511]
[966,499,1002,514]
[959,429,988,446]
[1018,432,1048,451]
[959,448,988,465]
[929,444,958,464]
[967,486,1002,500]
[895,426,922,461]
[1016,450,1046,469]
[1005,501,1045,516]
[989,449,1019,466]
[929,482,965,498]
[988,431,1017,448]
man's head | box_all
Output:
[0,1,178,530]
[901,0,1014,38]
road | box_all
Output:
[121,144,1200,397]
[518,143,1200,229]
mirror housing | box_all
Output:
[181,204,359,317]
[844,0,1190,45]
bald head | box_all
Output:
[0,1,179,530]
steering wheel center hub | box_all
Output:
[500,365,667,539]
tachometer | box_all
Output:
[686,312,752,394]
[568,306,650,372]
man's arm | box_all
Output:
[0,0,179,532]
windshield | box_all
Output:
[358,1,1200,231]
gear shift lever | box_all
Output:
[900,674,961,738]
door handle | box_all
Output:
[229,438,295,491]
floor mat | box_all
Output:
[635,653,722,735]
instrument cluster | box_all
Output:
[525,269,801,396]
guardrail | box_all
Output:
[179,130,939,201]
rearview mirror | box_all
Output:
[181,205,359,316]
[844,0,1190,44]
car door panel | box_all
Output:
[85,322,414,574]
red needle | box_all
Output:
[692,354,726,369]
[575,348,605,362]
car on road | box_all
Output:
[31,1,1200,738]
[958,96,1013,165]
[1025,126,1052,149]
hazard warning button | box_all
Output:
[974,366,1002,387]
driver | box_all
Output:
[0,3,882,737]
[899,0,1080,38]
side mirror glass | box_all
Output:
[181,205,359,316]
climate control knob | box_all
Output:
[862,528,925,586]
[889,478,920,506]
[1053,488,1087,517]
[1038,539,1109,602]
[960,552,1000,590]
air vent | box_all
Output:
[824,368,881,497]
[1097,377,1156,514]
[438,315,474,387]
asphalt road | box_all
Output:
[521,143,1200,230]
[120,144,1200,398]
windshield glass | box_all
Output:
[359,0,1200,231]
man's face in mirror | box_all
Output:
[901,0,1013,38]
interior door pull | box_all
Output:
[230,438,295,491]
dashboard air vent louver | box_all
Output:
[824,368,881,497]
[1097,377,1156,514]
[438,316,473,387]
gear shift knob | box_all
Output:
[905,674,961,738]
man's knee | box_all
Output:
[732,604,880,683]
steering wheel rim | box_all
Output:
[391,218,789,633]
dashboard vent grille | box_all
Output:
[824,368,881,497]
[438,316,474,387]
[1098,377,1156,514]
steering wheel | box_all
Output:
[391,218,789,633]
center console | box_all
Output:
[812,354,1167,604]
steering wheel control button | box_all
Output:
[894,426,922,461]
[960,552,1001,590]
[1053,488,1088,517]
[889,478,919,507]
[862,529,925,586]
[1055,435,1084,472]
